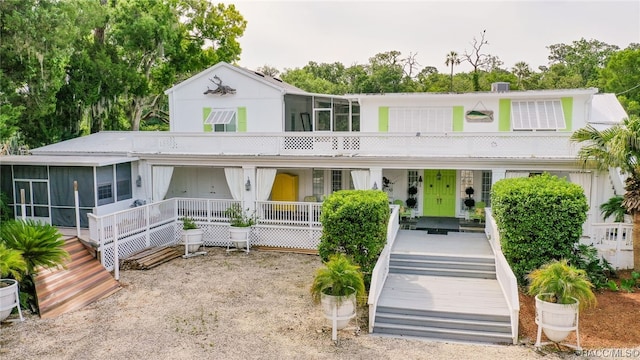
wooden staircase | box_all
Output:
[373,251,512,344]
[35,237,121,319]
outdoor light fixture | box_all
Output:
[136,175,142,187]
[372,182,378,190]
[436,171,442,181]
[245,178,251,191]
[418,176,423,184]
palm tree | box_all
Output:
[512,61,531,89]
[445,51,460,92]
[571,115,640,270]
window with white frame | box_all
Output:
[481,171,492,206]
[511,100,565,130]
[204,108,237,132]
[389,107,453,133]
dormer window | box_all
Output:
[511,100,565,130]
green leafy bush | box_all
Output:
[569,244,615,290]
[310,253,366,305]
[527,259,597,310]
[491,173,588,284]
[0,219,69,312]
[318,190,390,286]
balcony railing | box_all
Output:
[129,132,579,158]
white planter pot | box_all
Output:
[229,226,251,249]
[0,279,19,322]
[182,229,204,252]
[535,294,579,343]
[320,292,356,330]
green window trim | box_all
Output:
[453,106,464,132]
[203,108,213,132]
[237,107,247,132]
[378,107,389,132]
[561,97,573,132]
[498,99,511,132]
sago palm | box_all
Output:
[0,219,69,274]
[0,243,27,281]
[310,253,366,305]
[571,115,640,271]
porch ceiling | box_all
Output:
[0,155,138,167]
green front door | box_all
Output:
[423,170,456,217]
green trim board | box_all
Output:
[378,107,389,132]
[237,107,247,132]
[203,108,213,132]
[561,97,573,132]
[453,106,464,131]
[498,99,511,132]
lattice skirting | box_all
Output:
[101,223,175,271]
[101,223,322,271]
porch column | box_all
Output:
[491,168,507,185]
[243,166,256,212]
[369,167,383,190]
[138,160,153,204]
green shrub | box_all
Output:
[491,173,588,284]
[310,253,366,305]
[0,219,69,312]
[527,259,597,310]
[569,244,615,290]
[318,190,390,286]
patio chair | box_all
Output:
[393,200,412,220]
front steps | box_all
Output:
[373,250,512,344]
[389,253,496,279]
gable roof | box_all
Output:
[164,62,308,96]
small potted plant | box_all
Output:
[181,217,203,252]
[310,253,365,330]
[0,243,27,322]
[225,204,256,250]
[528,259,596,345]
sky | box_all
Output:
[223,0,640,75]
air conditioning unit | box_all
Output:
[491,82,510,92]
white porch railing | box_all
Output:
[88,198,325,273]
[485,208,520,345]
[129,132,578,158]
[584,222,633,269]
[367,205,400,333]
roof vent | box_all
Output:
[491,82,510,92]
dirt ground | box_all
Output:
[519,272,640,352]
[0,247,637,360]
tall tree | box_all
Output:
[444,51,460,92]
[463,30,490,91]
[547,38,619,87]
[512,61,531,90]
[571,115,640,271]
[599,48,640,117]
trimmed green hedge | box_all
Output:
[491,173,588,284]
[318,190,390,286]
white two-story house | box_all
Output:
[0,61,628,241]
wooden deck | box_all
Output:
[391,230,494,258]
[373,230,513,343]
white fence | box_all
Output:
[88,198,330,273]
[584,223,633,270]
[484,208,520,345]
[367,205,400,333]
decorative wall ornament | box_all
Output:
[203,75,236,95]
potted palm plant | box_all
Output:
[310,253,365,330]
[181,218,203,252]
[527,259,596,346]
[0,243,27,322]
[225,204,256,250]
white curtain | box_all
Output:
[351,170,370,190]
[569,172,592,201]
[505,171,530,179]
[152,166,174,202]
[224,168,244,200]
[256,169,277,201]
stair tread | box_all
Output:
[375,312,510,327]
[374,322,513,338]
[389,265,495,273]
